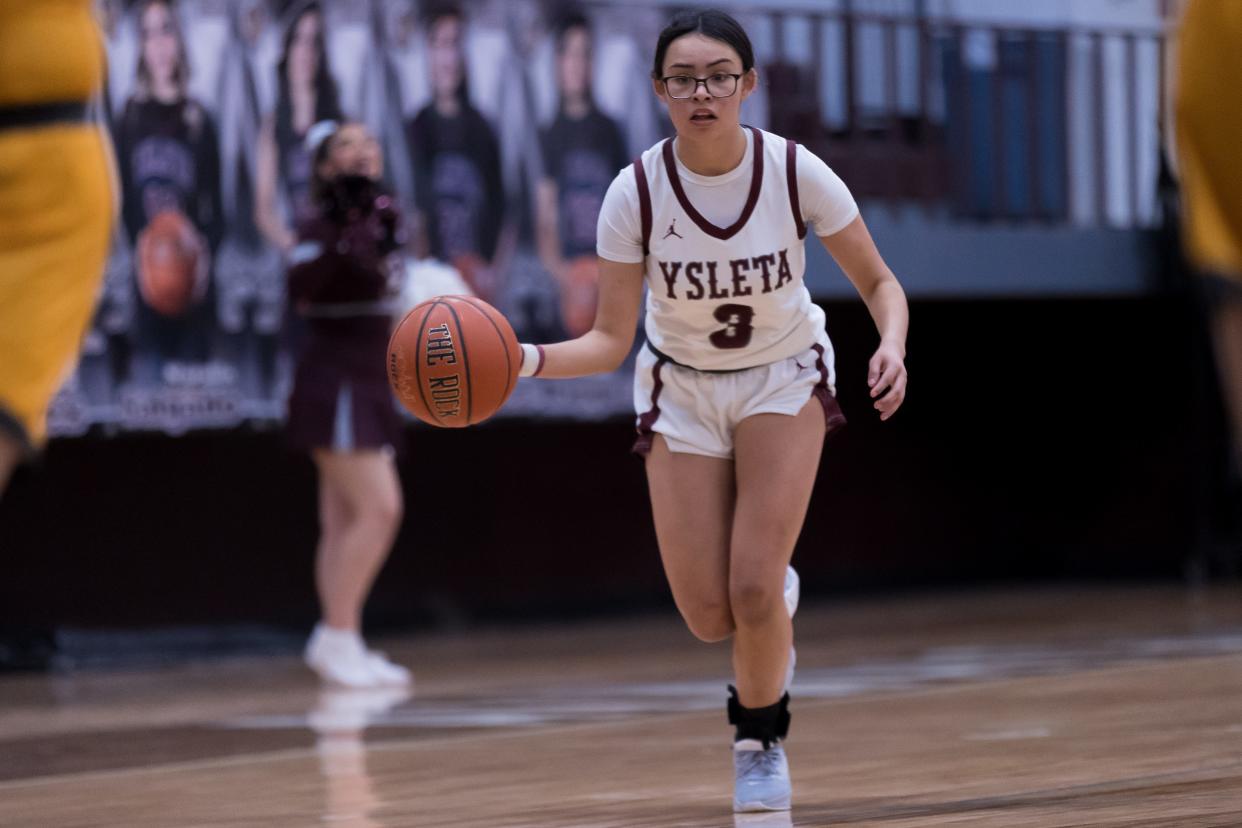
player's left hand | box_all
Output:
[868,342,907,421]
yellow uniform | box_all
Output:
[1175,0,1242,280]
[0,0,115,451]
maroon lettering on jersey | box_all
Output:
[774,249,793,290]
[730,258,754,297]
[752,253,777,293]
[659,260,682,299]
[683,261,706,300]
[706,261,729,300]
[709,303,756,349]
[654,248,790,300]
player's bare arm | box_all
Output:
[521,257,645,379]
[820,215,909,420]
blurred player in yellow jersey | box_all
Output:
[0,0,115,496]
[1176,0,1242,482]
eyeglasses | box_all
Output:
[660,73,742,99]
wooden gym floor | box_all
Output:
[2,584,1242,827]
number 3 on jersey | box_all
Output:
[709,303,755,349]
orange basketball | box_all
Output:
[559,255,598,338]
[137,209,205,317]
[387,295,521,427]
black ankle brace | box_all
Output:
[726,685,791,749]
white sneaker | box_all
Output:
[305,625,381,689]
[733,739,792,812]
[365,650,412,687]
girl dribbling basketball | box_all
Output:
[516,9,908,813]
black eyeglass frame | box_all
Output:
[658,72,744,99]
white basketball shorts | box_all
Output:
[632,334,847,459]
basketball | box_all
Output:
[136,209,206,317]
[387,295,521,427]
[559,255,599,338]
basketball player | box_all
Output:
[515,10,908,812]
[287,121,410,689]
[0,1,115,498]
[1176,0,1242,499]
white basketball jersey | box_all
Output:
[634,126,827,371]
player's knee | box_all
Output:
[358,487,402,531]
[685,617,733,643]
[729,576,782,627]
[680,601,734,642]
[376,492,404,529]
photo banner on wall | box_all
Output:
[48,0,772,438]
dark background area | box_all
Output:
[2,294,1229,657]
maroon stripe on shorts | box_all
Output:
[632,356,669,456]
[811,343,847,435]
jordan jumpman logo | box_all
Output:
[663,218,684,240]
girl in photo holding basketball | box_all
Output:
[286,120,410,689]
[515,9,908,813]
[115,0,222,365]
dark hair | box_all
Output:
[134,0,190,100]
[422,0,463,30]
[423,1,471,106]
[553,9,591,52]
[275,2,343,151]
[552,9,596,115]
[651,8,754,79]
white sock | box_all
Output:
[314,624,366,653]
[734,738,768,752]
